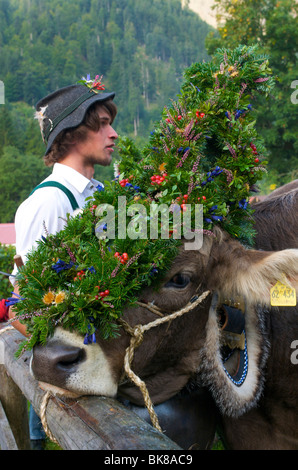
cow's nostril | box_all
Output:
[57,348,86,369]
[32,342,86,388]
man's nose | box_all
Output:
[110,126,118,140]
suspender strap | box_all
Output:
[30,182,79,211]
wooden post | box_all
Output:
[13,255,24,269]
[0,398,18,450]
[0,365,30,450]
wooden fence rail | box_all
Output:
[0,323,181,450]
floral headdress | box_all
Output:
[14,45,275,354]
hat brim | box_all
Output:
[44,91,115,155]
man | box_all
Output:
[8,76,118,448]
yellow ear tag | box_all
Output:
[270,277,297,307]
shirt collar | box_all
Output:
[52,163,101,194]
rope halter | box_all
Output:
[118,290,211,432]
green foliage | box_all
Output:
[14,46,273,354]
[0,243,15,299]
[14,187,181,354]
[0,0,213,222]
[205,0,298,184]
[0,0,211,136]
[118,44,274,245]
[0,145,50,222]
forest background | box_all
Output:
[0,0,297,225]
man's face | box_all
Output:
[76,107,118,167]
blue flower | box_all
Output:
[211,166,222,176]
[235,109,246,120]
[95,223,107,235]
[149,267,158,277]
[83,319,97,344]
[238,199,248,210]
[52,259,74,273]
[84,332,96,344]
[96,183,104,192]
[5,292,25,306]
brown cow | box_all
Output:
[31,184,298,450]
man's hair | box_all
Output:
[44,100,117,166]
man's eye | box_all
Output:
[165,273,190,289]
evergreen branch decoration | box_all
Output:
[14,45,275,354]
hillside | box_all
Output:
[0,0,212,136]
[0,0,213,222]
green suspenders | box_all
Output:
[30,181,79,211]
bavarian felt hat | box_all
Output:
[35,83,115,155]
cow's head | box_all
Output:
[31,228,298,418]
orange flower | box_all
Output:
[43,291,55,305]
[55,291,66,305]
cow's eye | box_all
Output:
[165,273,190,289]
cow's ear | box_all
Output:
[207,244,298,306]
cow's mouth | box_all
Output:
[197,292,270,418]
[38,381,81,399]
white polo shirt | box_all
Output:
[11,163,103,283]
